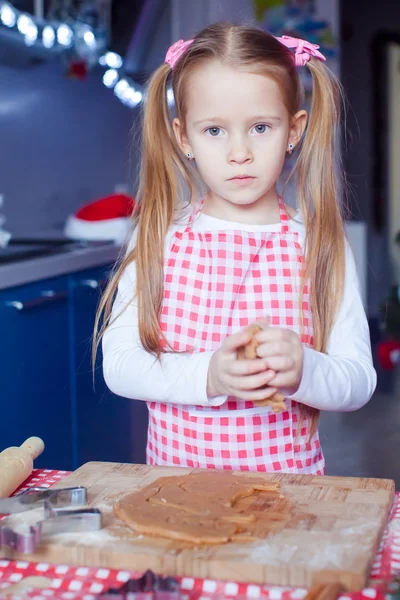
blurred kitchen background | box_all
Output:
[0,0,399,482]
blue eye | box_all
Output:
[253,124,269,134]
[206,127,221,136]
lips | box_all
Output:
[228,175,256,187]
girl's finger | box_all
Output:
[268,372,298,388]
[255,326,287,343]
[256,341,292,358]
[222,329,253,353]
[261,356,293,373]
[229,358,270,376]
[233,370,276,391]
[233,386,279,402]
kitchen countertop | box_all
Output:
[0,469,398,600]
[0,241,120,291]
[0,221,366,301]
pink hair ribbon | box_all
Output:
[165,39,194,69]
[164,34,325,70]
[276,35,326,66]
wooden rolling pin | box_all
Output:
[238,323,287,412]
[0,437,45,498]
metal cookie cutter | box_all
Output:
[99,570,181,600]
[0,486,102,554]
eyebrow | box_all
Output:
[193,116,282,126]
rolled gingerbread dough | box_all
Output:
[114,471,292,545]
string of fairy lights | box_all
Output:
[0,0,143,108]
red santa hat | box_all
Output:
[64,193,135,244]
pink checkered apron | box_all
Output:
[146,198,325,474]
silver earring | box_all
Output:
[186,152,192,161]
[288,143,294,155]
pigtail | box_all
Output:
[93,62,195,366]
[135,63,195,355]
[295,59,347,435]
[297,59,346,353]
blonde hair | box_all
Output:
[94,22,346,436]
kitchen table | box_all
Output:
[0,469,399,600]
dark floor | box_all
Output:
[320,371,400,487]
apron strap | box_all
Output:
[183,198,205,233]
[279,196,290,233]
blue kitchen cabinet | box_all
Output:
[0,262,148,472]
[0,275,73,470]
[70,266,148,467]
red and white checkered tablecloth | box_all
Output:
[0,469,399,600]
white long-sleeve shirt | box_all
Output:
[103,210,376,412]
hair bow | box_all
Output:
[165,39,194,69]
[276,35,326,67]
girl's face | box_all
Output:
[174,60,306,220]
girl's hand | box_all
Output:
[207,328,278,400]
[254,325,304,394]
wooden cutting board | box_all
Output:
[2,462,395,591]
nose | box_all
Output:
[228,135,253,165]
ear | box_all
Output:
[173,117,193,158]
[288,109,308,150]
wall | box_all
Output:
[388,42,400,283]
[0,1,172,239]
[0,60,135,237]
[171,0,339,54]
[341,0,400,316]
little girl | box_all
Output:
[98,22,376,475]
